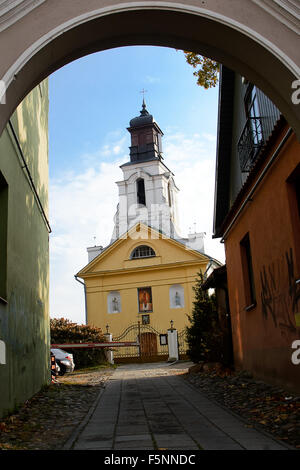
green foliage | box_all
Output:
[186,271,224,363]
[183,52,219,89]
[50,318,106,369]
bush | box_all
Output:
[50,318,106,369]
[186,271,225,364]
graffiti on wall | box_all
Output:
[260,248,300,336]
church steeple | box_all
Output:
[110,100,184,243]
[126,100,163,164]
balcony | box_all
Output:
[238,117,264,173]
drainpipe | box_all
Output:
[8,119,52,233]
[74,275,87,325]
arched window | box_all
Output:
[168,181,172,207]
[137,178,146,205]
[131,245,156,259]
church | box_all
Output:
[76,100,221,358]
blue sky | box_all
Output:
[49,46,224,324]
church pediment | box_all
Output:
[76,223,210,278]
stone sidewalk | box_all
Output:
[64,362,289,450]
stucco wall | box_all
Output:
[80,227,209,337]
[0,80,49,418]
[225,126,300,392]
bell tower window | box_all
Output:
[168,182,172,207]
[137,178,146,205]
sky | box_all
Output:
[49,45,225,325]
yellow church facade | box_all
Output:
[76,100,222,359]
[77,223,213,339]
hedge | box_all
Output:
[50,317,107,369]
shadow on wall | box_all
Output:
[0,81,50,418]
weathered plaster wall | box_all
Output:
[225,126,300,392]
[0,80,49,418]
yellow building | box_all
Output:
[77,222,213,332]
[76,101,221,360]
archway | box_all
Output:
[0,1,299,136]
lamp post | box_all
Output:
[104,324,113,365]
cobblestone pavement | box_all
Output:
[0,367,113,450]
[184,367,299,448]
[66,362,291,450]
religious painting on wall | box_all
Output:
[142,314,150,325]
[138,287,153,313]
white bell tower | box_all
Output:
[111,100,181,241]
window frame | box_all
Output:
[240,232,256,310]
[286,163,300,272]
[136,178,146,206]
[130,245,156,259]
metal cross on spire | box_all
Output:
[140,88,147,100]
[139,89,148,115]
[140,88,148,107]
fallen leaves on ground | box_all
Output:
[184,368,300,449]
[0,367,113,450]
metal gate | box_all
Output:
[112,323,169,363]
[112,323,189,363]
[178,328,189,359]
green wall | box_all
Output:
[0,80,50,418]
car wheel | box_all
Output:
[58,363,66,376]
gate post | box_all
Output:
[167,321,178,362]
[104,328,114,365]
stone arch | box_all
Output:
[126,170,152,185]
[0,1,299,136]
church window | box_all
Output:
[168,182,172,207]
[240,233,256,309]
[131,245,156,259]
[137,178,146,205]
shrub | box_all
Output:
[50,318,106,369]
[186,271,225,364]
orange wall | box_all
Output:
[225,127,300,392]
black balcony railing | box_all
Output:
[238,117,264,173]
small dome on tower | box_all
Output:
[129,99,154,128]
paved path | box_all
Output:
[66,362,288,450]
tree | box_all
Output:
[183,52,219,89]
[50,317,106,369]
[186,271,223,363]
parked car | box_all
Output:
[51,348,75,375]
[50,351,60,377]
